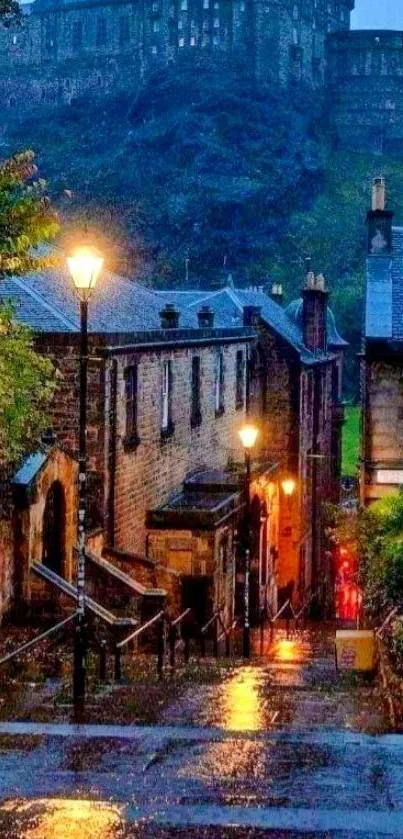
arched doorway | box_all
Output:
[42,481,66,577]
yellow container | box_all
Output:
[335,630,377,672]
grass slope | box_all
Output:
[342,405,361,478]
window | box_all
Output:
[96,17,107,46]
[191,356,202,427]
[119,16,130,45]
[215,352,224,415]
[181,0,188,9]
[124,365,139,445]
[235,350,245,410]
[161,360,174,437]
[72,21,83,50]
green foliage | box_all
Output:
[359,494,403,621]
[0,151,59,275]
[0,151,58,470]
[342,405,361,477]
[0,303,55,470]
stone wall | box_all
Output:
[0,0,354,111]
[362,356,403,503]
[109,339,249,555]
[328,30,403,153]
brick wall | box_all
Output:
[109,339,249,555]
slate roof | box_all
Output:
[365,226,403,340]
[285,298,348,348]
[158,286,340,363]
[13,451,48,486]
[0,266,165,333]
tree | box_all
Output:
[0,0,21,27]
[0,304,54,469]
[0,151,59,471]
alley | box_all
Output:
[0,626,399,837]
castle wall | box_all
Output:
[0,0,355,111]
[328,30,403,153]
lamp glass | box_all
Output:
[239,424,259,450]
[67,246,104,301]
[282,478,296,497]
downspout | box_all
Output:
[107,358,118,547]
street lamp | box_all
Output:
[281,477,296,498]
[67,245,104,721]
[238,423,259,659]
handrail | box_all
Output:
[170,608,191,629]
[270,598,292,623]
[201,605,225,635]
[117,610,164,649]
[0,612,78,667]
[217,619,238,644]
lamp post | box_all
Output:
[238,423,259,659]
[67,245,104,721]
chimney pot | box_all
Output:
[270,283,284,305]
[197,305,214,328]
[372,177,386,212]
[159,303,180,329]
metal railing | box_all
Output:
[167,608,192,671]
[0,612,78,668]
[115,609,165,680]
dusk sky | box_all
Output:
[352,0,403,29]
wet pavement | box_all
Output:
[0,626,400,837]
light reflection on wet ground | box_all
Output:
[0,627,397,837]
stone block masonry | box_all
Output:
[0,0,354,110]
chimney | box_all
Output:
[159,303,179,329]
[243,305,261,327]
[270,283,284,305]
[367,177,393,255]
[197,305,214,328]
[302,271,328,353]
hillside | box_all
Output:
[4,55,403,393]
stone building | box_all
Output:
[0,259,345,624]
[0,265,278,626]
[159,274,346,611]
[361,178,403,504]
[0,0,354,109]
[328,30,403,153]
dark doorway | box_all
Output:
[42,481,66,577]
[181,575,211,628]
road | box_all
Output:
[0,627,401,838]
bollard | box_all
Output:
[157,614,165,679]
[260,611,264,656]
[99,640,107,683]
[169,624,177,671]
[213,628,218,659]
[200,632,206,658]
[184,635,190,665]
[114,646,122,682]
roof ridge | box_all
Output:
[10,276,78,331]
[186,288,230,309]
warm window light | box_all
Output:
[281,477,296,497]
[67,245,104,301]
[238,423,259,450]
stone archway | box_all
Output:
[42,480,66,578]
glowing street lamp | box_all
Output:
[238,423,259,659]
[67,244,104,722]
[281,477,296,497]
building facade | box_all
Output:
[0,0,353,108]
[0,259,345,624]
[361,178,403,505]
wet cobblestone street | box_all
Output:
[0,627,399,838]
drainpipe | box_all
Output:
[107,359,118,547]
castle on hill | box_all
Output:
[1,0,403,153]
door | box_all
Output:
[42,481,66,577]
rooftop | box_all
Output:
[365,226,403,341]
